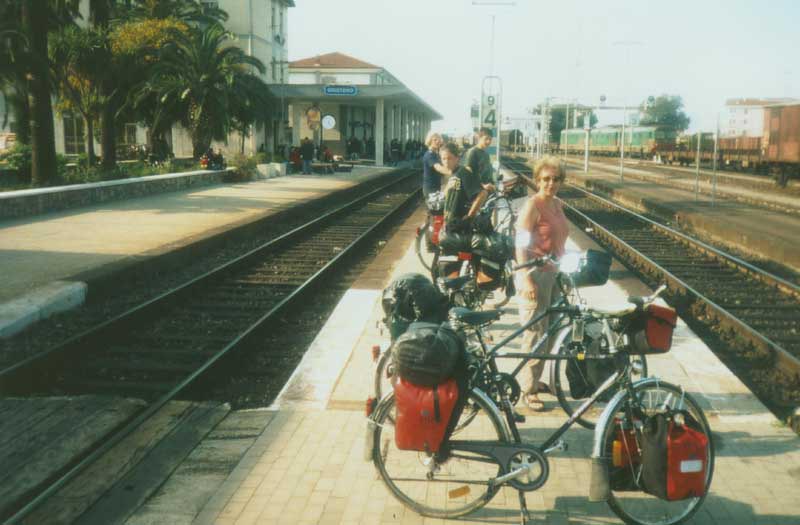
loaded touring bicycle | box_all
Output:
[366,251,714,525]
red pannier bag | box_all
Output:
[431,214,444,246]
[394,377,459,453]
[629,304,679,354]
[641,412,709,501]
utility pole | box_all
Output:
[612,40,643,183]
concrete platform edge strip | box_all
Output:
[268,288,381,411]
[0,281,87,338]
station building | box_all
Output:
[273,52,441,166]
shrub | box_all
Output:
[0,144,32,183]
[228,153,257,181]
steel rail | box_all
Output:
[502,160,800,375]
[1,173,419,524]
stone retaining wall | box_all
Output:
[0,168,234,220]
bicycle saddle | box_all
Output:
[449,307,501,326]
[440,275,472,291]
[627,296,647,308]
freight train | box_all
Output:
[559,101,799,183]
[661,102,800,182]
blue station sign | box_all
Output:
[323,85,358,96]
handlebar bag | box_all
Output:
[381,274,447,341]
[393,322,464,386]
[394,377,459,453]
[628,304,678,354]
[640,411,709,501]
[570,250,612,288]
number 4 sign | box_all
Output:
[480,76,503,177]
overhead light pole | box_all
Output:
[612,40,643,183]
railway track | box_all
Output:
[504,159,800,419]
[0,172,420,523]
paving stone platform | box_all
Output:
[185,207,800,525]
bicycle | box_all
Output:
[430,184,518,309]
[367,268,713,525]
[373,253,647,429]
[414,191,445,272]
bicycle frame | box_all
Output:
[462,292,638,446]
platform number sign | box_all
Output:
[480,85,501,175]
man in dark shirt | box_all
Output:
[441,142,488,234]
[464,127,496,189]
[421,132,451,197]
[300,137,314,174]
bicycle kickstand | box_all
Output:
[517,490,531,524]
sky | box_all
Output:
[288,0,800,135]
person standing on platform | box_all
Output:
[422,131,452,197]
[441,142,488,236]
[465,127,496,192]
[300,137,314,174]
[514,155,569,412]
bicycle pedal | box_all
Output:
[512,411,526,423]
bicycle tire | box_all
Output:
[550,329,648,430]
[599,380,714,525]
[371,388,508,519]
[414,219,435,272]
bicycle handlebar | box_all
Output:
[512,256,554,272]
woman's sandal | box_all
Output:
[524,393,546,412]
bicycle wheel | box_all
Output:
[414,219,436,272]
[374,346,396,402]
[551,329,648,430]
[600,380,714,525]
[371,388,509,519]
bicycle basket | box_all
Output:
[569,249,612,288]
[625,304,678,355]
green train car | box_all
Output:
[560,126,677,158]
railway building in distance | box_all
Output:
[272,52,442,166]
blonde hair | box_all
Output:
[425,131,442,148]
[533,155,566,182]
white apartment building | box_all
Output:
[2,1,293,158]
[172,0,294,157]
[720,98,797,138]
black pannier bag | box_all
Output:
[438,231,473,255]
[472,232,513,262]
[381,274,447,340]
[566,321,616,400]
[393,322,464,387]
[570,249,612,288]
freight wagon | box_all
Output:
[663,102,799,185]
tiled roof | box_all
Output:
[289,52,380,70]
[725,98,798,107]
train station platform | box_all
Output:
[552,158,800,274]
[0,165,400,338]
[139,207,800,524]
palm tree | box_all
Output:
[1,0,78,185]
[140,23,272,158]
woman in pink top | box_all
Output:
[514,156,569,411]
